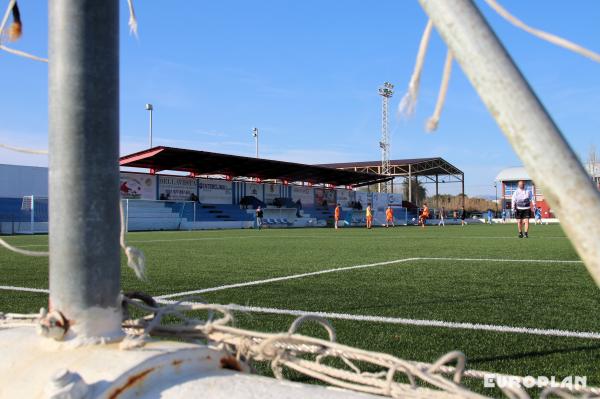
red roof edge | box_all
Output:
[120,146,166,166]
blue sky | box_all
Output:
[1,1,599,196]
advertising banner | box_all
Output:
[355,191,370,208]
[198,178,232,204]
[372,192,389,211]
[315,188,336,206]
[387,192,403,205]
[158,175,197,201]
[336,189,353,206]
[264,183,282,205]
[120,172,156,200]
[291,185,314,206]
[245,182,263,202]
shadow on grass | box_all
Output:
[335,294,509,313]
[468,343,600,365]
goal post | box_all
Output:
[18,195,48,234]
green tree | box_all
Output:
[403,178,427,205]
[428,193,496,213]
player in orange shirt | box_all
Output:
[366,203,373,229]
[419,203,430,228]
[385,206,394,228]
[334,203,341,230]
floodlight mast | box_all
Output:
[378,82,394,193]
[146,103,154,148]
[419,0,600,285]
[48,0,122,339]
[252,127,259,158]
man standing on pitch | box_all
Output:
[334,203,341,230]
[534,206,542,225]
[366,203,373,229]
[255,206,264,230]
[385,205,394,228]
[511,180,535,238]
[419,203,430,229]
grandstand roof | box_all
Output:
[119,146,391,187]
[495,167,530,182]
[318,157,463,183]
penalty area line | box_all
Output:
[224,304,600,340]
[157,256,582,299]
[3,285,597,340]
[156,299,600,341]
[4,235,571,249]
[156,257,420,299]
[0,285,49,294]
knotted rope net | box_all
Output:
[0,0,137,62]
[2,2,600,397]
[399,0,600,132]
[3,297,597,398]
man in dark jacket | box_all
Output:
[255,206,264,230]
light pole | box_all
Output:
[145,103,153,148]
[252,127,259,158]
[494,182,498,216]
[378,82,394,193]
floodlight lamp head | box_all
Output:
[145,103,153,111]
[378,82,394,97]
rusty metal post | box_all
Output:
[419,0,600,285]
[48,0,121,338]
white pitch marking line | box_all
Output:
[0,285,49,294]
[2,285,597,340]
[418,257,582,264]
[4,235,571,248]
[156,258,420,299]
[157,256,582,299]
[154,300,600,340]
[224,304,600,340]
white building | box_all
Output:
[0,164,48,198]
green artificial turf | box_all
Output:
[2,224,599,395]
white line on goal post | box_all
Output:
[157,256,583,299]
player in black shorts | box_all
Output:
[511,180,535,238]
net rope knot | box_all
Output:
[5,295,600,398]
